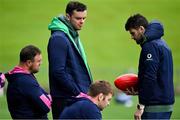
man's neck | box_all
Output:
[89,96,99,106]
[18,63,30,73]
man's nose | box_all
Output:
[80,19,85,24]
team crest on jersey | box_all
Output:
[146,53,153,61]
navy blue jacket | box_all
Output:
[48,31,92,98]
[138,21,174,105]
[6,71,51,119]
[60,98,102,119]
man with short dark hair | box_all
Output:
[125,14,174,120]
[48,1,92,118]
[60,80,113,119]
[6,45,51,119]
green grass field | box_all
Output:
[0,0,180,119]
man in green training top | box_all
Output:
[47,1,92,119]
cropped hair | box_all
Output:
[88,80,114,97]
[20,45,41,62]
[66,1,87,15]
[125,13,148,31]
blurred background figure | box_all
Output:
[115,90,133,107]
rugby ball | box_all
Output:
[114,73,138,91]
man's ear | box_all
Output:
[66,13,70,20]
[98,93,104,101]
[139,26,145,33]
[26,60,32,67]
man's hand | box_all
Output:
[124,87,138,95]
[0,73,5,88]
[47,94,52,102]
[134,108,144,120]
[76,92,91,99]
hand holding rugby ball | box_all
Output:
[114,73,138,95]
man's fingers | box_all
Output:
[134,115,141,120]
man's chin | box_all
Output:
[136,41,141,44]
[76,28,81,30]
[32,70,39,74]
[99,107,104,111]
[136,38,144,44]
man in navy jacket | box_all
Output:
[48,1,92,119]
[125,14,174,120]
[6,45,51,119]
[60,80,113,119]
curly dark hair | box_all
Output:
[125,13,148,31]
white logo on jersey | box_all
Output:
[146,53,153,61]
